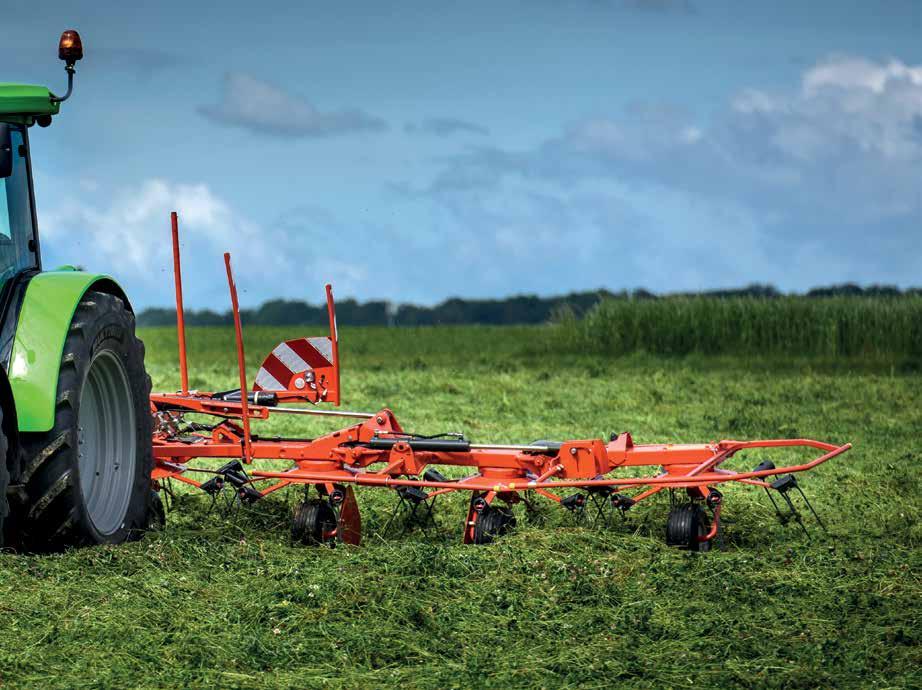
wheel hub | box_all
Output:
[78,350,136,536]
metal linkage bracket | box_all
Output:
[200,460,263,505]
[384,485,439,536]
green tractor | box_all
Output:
[0,31,155,550]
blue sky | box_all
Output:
[5,1,921,308]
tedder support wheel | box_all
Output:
[472,504,516,545]
[291,499,337,545]
[665,503,711,552]
[9,292,153,550]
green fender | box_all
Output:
[8,269,131,433]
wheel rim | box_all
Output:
[78,350,137,536]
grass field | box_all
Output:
[0,324,919,689]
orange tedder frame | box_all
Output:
[151,213,851,548]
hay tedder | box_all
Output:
[1,30,849,552]
[150,214,852,549]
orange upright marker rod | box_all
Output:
[171,211,189,395]
[224,252,252,463]
[325,283,340,406]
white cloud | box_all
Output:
[413,55,922,290]
[198,73,388,138]
[42,179,262,272]
[736,56,922,163]
[802,56,922,95]
[39,179,369,308]
[34,55,922,309]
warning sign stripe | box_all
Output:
[254,338,334,392]
[287,338,332,369]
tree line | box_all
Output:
[136,283,922,328]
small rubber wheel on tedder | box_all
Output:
[472,504,516,545]
[291,499,338,545]
[665,502,711,552]
[8,291,154,550]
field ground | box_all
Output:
[0,325,919,689]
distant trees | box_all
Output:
[136,284,922,328]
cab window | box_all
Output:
[0,125,37,285]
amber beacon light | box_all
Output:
[50,29,84,104]
[58,30,84,65]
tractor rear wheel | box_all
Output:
[9,291,153,550]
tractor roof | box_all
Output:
[0,83,60,124]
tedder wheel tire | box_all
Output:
[665,503,711,552]
[10,291,152,550]
[472,505,516,545]
[291,499,337,545]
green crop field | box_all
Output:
[0,324,919,689]
[558,296,922,359]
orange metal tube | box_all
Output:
[224,253,252,463]
[630,486,664,503]
[535,464,563,483]
[256,480,291,497]
[240,442,850,490]
[325,284,340,406]
[698,503,722,543]
[171,211,189,395]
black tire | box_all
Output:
[665,503,711,552]
[0,407,9,543]
[291,499,337,545]
[472,504,516,545]
[148,490,166,530]
[9,291,152,550]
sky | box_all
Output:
[4,1,921,308]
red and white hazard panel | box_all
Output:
[254,337,336,400]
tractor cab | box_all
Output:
[0,31,81,296]
[0,31,158,552]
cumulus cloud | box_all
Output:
[802,56,922,95]
[36,55,922,307]
[198,72,388,138]
[405,117,490,137]
[409,55,922,290]
[39,179,367,308]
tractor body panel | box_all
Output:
[8,268,129,432]
[0,83,60,125]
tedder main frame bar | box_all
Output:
[150,213,850,548]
